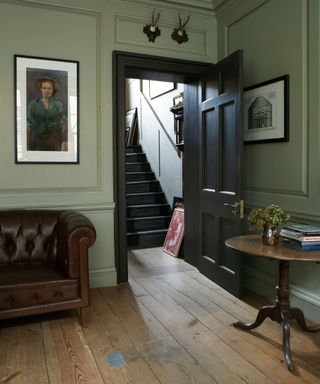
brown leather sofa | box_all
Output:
[0,210,96,327]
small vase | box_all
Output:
[262,224,280,246]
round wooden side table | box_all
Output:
[225,234,320,372]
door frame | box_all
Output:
[113,50,212,283]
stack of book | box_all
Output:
[281,223,320,251]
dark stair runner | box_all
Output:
[126,145,171,248]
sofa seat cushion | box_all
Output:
[0,265,79,309]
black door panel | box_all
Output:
[184,50,244,297]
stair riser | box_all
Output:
[126,145,142,153]
[126,173,155,182]
[126,163,151,172]
[127,232,167,248]
[127,205,171,218]
[126,153,146,163]
[126,182,161,193]
[127,217,170,232]
[126,194,166,205]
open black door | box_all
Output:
[184,50,244,297]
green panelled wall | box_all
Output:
[0,0,216,288]
[2,0,319,323]
[217,0,320,322]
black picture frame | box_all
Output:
[243,75,289,144]
[14,54,79,163]
[125,107,137,146]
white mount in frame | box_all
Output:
[15,54,79,163]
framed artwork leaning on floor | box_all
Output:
[163,207,184,257]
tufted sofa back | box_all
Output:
[0,210,59,265]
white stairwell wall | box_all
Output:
[126,79,183,207]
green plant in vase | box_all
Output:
[248,204,290,246]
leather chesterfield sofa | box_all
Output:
[0,210,96,327]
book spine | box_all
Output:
[300,240,320,246]
[282,239,320,251]
[282,234,320,242]
[297,245,320,251]
[280,229,320,242]
[283,227,320,236]
[302,237,320,241]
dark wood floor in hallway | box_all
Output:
[1,247,320,383]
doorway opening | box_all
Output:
[125,79,184,245]
[125,77,185,278]
[113,51,212,284]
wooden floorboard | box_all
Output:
[1,247,320,383]
[0,321,49,384]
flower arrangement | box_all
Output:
[247,204,290,232]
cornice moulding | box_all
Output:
[109,0,216,16]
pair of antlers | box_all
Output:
[150,10,190,30]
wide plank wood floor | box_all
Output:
[1,247,320,383]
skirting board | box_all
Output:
[89,267,117,288]
[244,265,320,323]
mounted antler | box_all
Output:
[179,14,190,31]
[172,13,190,44]
[143,9,161,42]
[151,9,160,28]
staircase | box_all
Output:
[126,145,171,248]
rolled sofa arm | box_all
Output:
[55,211,96,279]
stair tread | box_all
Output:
[126,162,148,164]
[126,192,164,196]
[127,203,170,208]
[126,172,154,175]
[127,228,168,236]
[126,180,159,184]
[127,215,171,221]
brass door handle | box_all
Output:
[224,200,244,218]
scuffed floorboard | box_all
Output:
[0,247,320,383]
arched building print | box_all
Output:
[248,96,272,129]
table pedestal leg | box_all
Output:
[233,260,320,372]
[233,304,281,329]
[288,307,320,332]
[281,310,294,372]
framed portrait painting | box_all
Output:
[243,75,289,144]
[163,207,184,257]
[14,55,79,163]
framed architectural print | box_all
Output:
[243,75,289,144]
[15,55,79,163]
[163,207,184,257]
